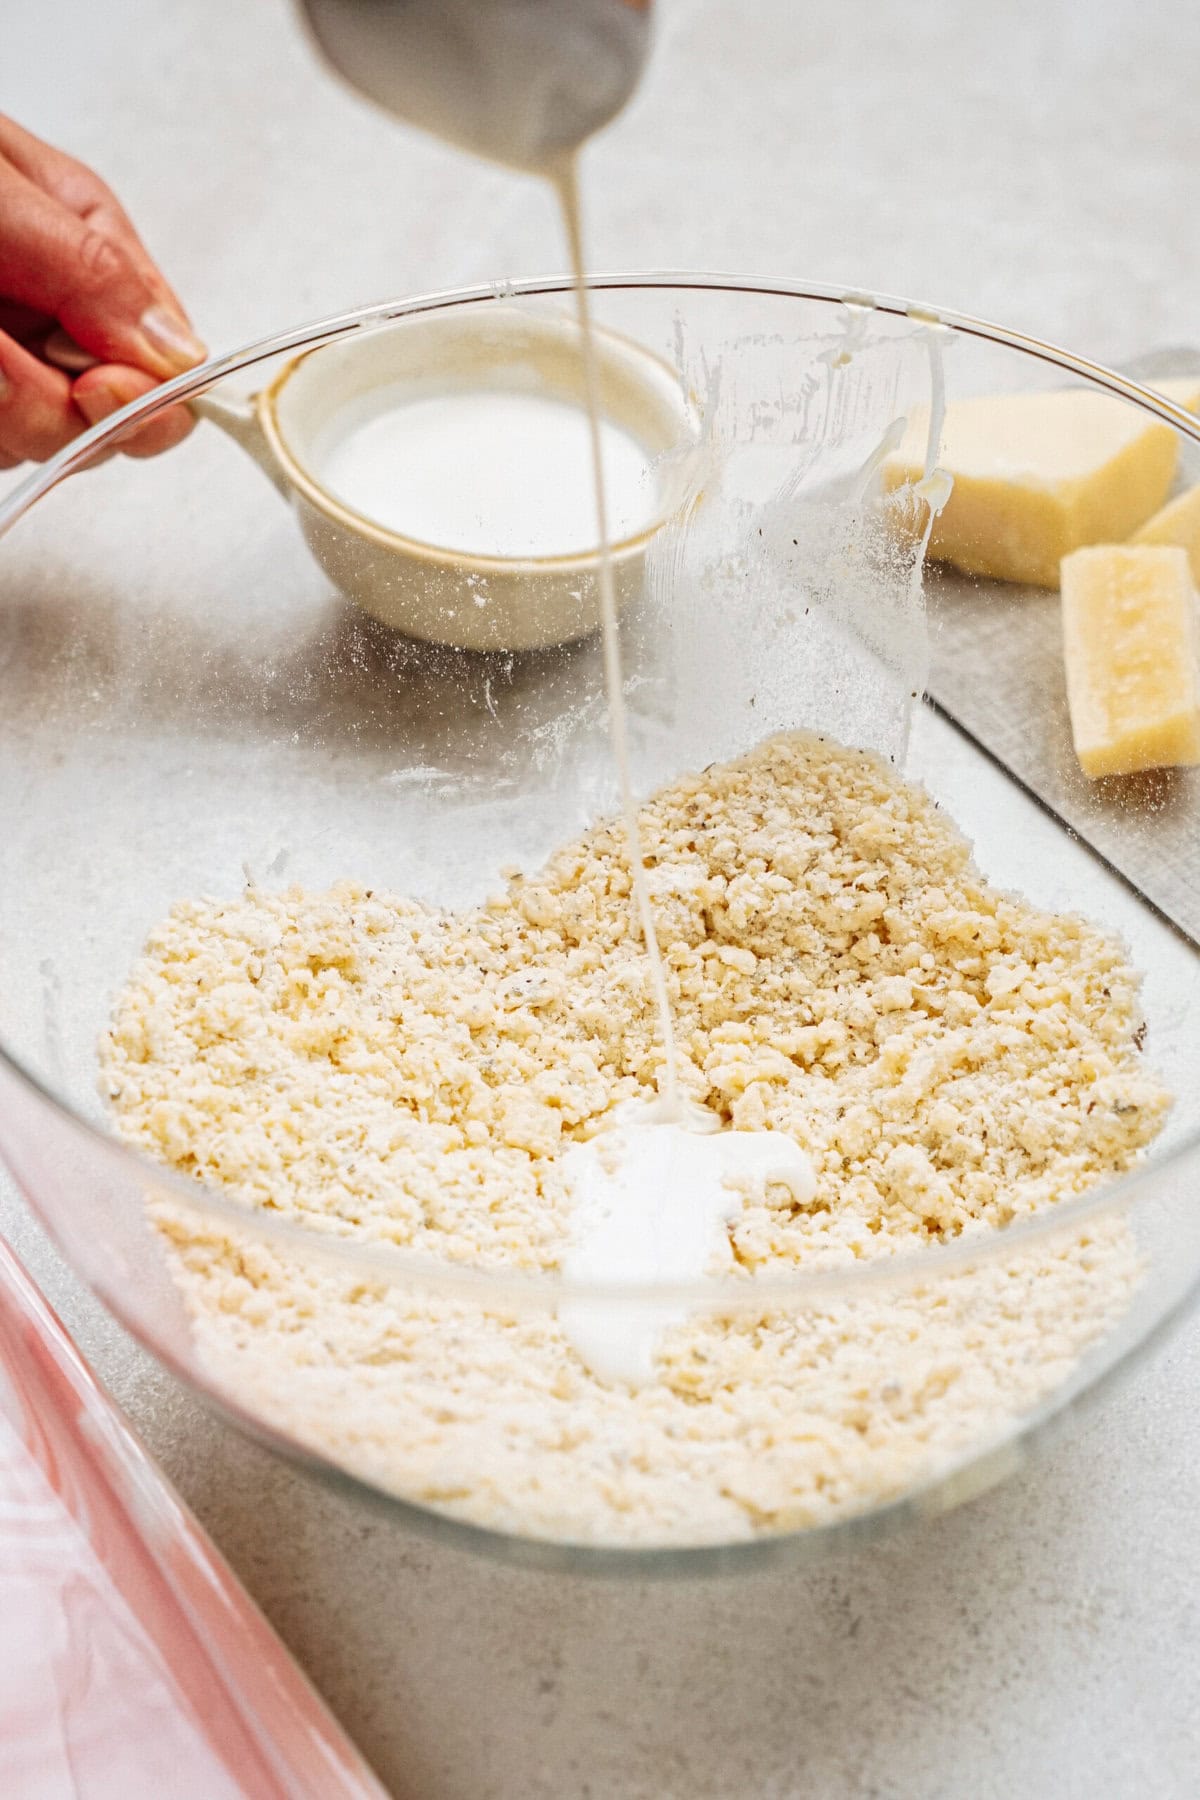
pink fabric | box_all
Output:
[0,1236,388,1799]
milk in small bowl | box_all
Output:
[256,307,698,651]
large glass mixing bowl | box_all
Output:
[2,276,1199,1575]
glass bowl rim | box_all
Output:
[2,268,1199,1316]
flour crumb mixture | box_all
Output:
[101,734,1169,1545]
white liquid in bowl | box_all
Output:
[316,387,659,558]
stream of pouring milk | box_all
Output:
[553,163,816,1384]
[556,162,680,1116]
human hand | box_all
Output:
[0,115,205,468]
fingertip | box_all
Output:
[136,305,207,377]
[72,364,134,425]
[72,364,195,457]
[118,404,196,458]
[0,329,81,462]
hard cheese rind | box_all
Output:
[1060,543,1200,779]
[885,390,1179,588]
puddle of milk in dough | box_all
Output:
[559,1100,816,1385]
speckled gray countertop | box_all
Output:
[5,1,1200,1794]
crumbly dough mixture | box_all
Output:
[101,733,1169,1544]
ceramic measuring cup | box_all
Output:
[48,307,698,653]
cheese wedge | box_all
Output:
[1130,483,1200,582]
[1061,544,1200,779]
[885,391,1179,587]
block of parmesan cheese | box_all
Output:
[1060,544,1200,779]
[885,391,1179,587]
[1130,482,1200,581]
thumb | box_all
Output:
[0,160,204,378]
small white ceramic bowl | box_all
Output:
[210,306,698,652]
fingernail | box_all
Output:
[75,381,121,426]
[137,305,206,374]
